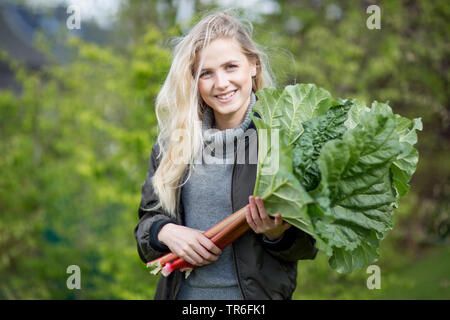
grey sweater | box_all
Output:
[176,92,256,300]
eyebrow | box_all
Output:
[200,60,240,72]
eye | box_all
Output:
[227,64,238,70]
[200,71,212,78]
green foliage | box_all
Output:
[252,84,421,274]
[0,25,170,299]
[293,101,352,191]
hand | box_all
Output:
[245,196,291,241]
[158,223,222,267]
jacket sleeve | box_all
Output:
[134,143,179,263]
[259,226,318,262]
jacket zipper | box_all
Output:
[230,141,246,300]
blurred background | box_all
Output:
[0,0,448,299]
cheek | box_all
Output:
[198,81,210,100]
[236,68,253,88]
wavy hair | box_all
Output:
[152,10,275,217]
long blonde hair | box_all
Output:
[152,10,275,217]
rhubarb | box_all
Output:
[147,205,247,275]
[161,206,249,277]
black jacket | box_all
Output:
[134,119,318,300]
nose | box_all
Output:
[214,71,230,90]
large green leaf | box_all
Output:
[312,106,401,272]
[253,84,339,146]
[250,83,420,274]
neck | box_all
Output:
[213,95,251,130]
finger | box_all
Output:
[183,238,209,265]
[274,213,283,227]
[180,247,204,266]
[198,235,222,256]
[194,242,218,263]
[275,214,292,232]
[245,205,258,232]
[249,196,263,226]
[255,197,270,223]
[184,256,200,266]
[190,234,219,264]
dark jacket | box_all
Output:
[134,119,318,300]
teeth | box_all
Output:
[217,90,236,99]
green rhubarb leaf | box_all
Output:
[369,101,422,199]
[251,116,314,234]
[292,101,352,191]
[250,83,341,236]
[252,87,285,130]
[253,84,339,146]
[329,231,379,274]
[250,83,421,275]
[312,106,401,273]
[251,83,342,235]
[392,115,422,198]
[344,99,370,129]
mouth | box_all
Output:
[215,90,237,102]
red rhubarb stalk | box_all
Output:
[147,206,247,274]
[161,206,249,277]
[146,252,178,275]
[210,208,248,249]
[161,260,192,277]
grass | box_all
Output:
[375,245,450,299]
[293,245,450,300]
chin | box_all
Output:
[214,96,248,115]
[214,102,243,116]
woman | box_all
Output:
[134,11,317,300]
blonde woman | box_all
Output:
[134,11,317,300]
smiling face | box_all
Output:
[196,37,257,130]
